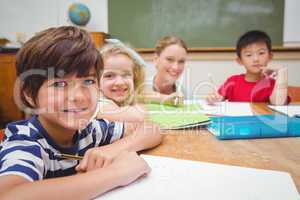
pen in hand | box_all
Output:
[206,74,223,104]
[208,73,218,92]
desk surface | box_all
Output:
[143,103,300,193]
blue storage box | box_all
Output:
[208,115,300,140]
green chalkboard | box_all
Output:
[108,0,284,48]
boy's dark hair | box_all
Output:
[236,30,272,58]
[16,26,103,109]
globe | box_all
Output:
[68,3,91,26]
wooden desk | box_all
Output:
[143,103,300,193]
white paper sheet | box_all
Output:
[195,100,254,116]
[268,105,300,117]
[97,155,299,200]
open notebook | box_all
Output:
[97,155,299,200]
[268,104,300,117]
[145,103,210,129]
[197,100,254,116]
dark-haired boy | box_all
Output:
[206,30,288,105]
[0,26,162,199]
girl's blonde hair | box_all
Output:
[155,36,188,55]
[100,43,145,105]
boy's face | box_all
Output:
[237,42,273,75]
[154,44,187,84]
[35,69,99,133]
[100,54,134,105]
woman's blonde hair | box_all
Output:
[100,43,145,105]
[155,36,188,55]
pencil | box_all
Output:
[208,73,218,92]
[55,153,83,160]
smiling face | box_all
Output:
[154,44,187,84]
[36,70,99,134]
[237,42,273,76]
[100,54,135,105]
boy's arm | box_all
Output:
[0,152,150,200]
[206,76,230,104]
[206,85,225,105]
[206,91,224,104]
[269,67,288,105]
[118,121,163,152]
[0,169,128,200]
[76,121,162,172]
[88,121,162,157]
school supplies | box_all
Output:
[207,73,218,91]
[146,103,210,129]
[55,153,83,160]
[268,104,300,117]
[138,94,183,107]
[208,115,300,140]
[197,100,254,116]
[97,155,299,200]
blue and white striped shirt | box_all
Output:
[0,115,124,181]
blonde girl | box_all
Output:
[97,40,148,121]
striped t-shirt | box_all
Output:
[0,115,124,181]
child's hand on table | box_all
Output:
[206,91,224,105]
[109,151,151,186]
[76,145,121,172]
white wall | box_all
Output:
[0,0,108,42]
[0,0,58,42]
[284,0,300,46]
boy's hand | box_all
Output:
[76,146,120,173]
[262,65,285,79]
[206,92,224,105]
[110,151,151,187]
